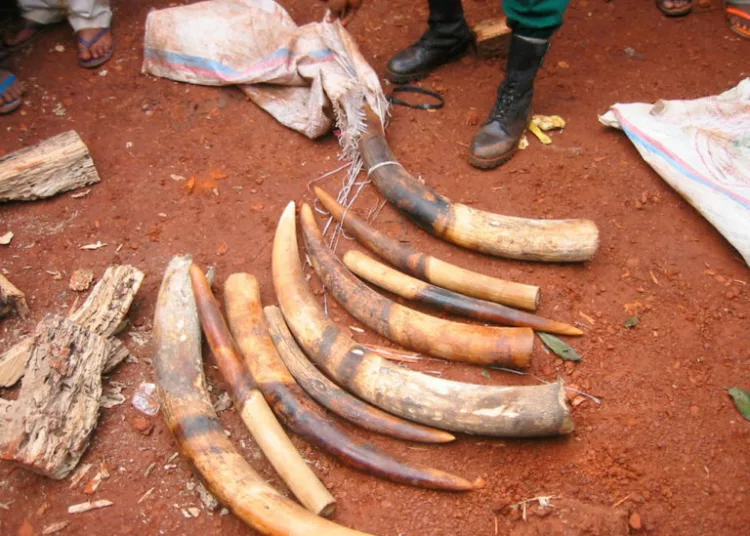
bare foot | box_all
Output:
[77,27,113,67]
[2,20,43,48]
[657,0,694,15]
[0,70,22,114]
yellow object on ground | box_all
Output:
[528,115,566,145]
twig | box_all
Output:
[611,494,631,508]
[488,366,602,405]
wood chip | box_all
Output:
[67,500,113,514]
[83,473,102,495]
[42,522,69,535]
[0,338,34,388]
[70,189,91,199]
[137,487,155,504]
[69,463,94,489]
[69,269,95,292]
[79,242,107,250]
[144,462,156,477]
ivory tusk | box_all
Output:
[300,203,534,368]
[272,202,574,437]
[358,106,600,263]
[263,305,455,443]
[189,264,335,516]
[223,273,480,491]
[152,255,371,536]
[314,185,540,310]
[343,250,582,336]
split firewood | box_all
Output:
[0,315,110,479]
[473,18,511,59]
[0,273,29,319]
[0,130,100,202]
[0,265,144,388]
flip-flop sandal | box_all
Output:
[77,28,113,69]
[2,20,47,52]
[725,1,750,38]
[0,73,22,115]
[656,0,694,16]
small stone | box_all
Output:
[0,231,13,245]
[255,177,264,185]
[69,268,95,292]
[629,512,642,531]
[187,507,201,518]
[689,405,700,416]
[465,109,480,126]
[130,415,154,436]
[571,395,587,407]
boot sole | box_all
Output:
[468,147,517,170]
[384,68,429,84]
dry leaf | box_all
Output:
[728,387,750,421]
[185,176,196,194]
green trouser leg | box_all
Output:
[502,0,572,39]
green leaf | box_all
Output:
[481,368,491,380]
[624,316,640,328]
[538,332,582,362]
[728,387,750,421]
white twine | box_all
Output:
[366,160,403,177]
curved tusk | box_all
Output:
[189,264,335,516]
[223,273,481,491]
[343,250,582,337]
[358,106,600,263]
[153,256,371,536]
[300,202,534,368]
[314,185,540,310]
[273,202,574,437]
[263,304,455,444]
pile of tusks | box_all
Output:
[152,112,599,535]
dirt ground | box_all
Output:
[1,0,749,534]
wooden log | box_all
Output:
[263,306,454,443]
[343,250,582,336]
[300,203,535,368]
[473,18,511,59]
[359,106,600,262]
[223,274,479,491]
[153,256,371,536]
[189,265,336,517]
[0,131,100,202]
[0,273,29,319]
[272,202,574,437]
[0,265,144,388]
[0,314,110,479]
[314,186,540,310]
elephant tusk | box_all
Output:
[189,263,335,516]
[263,304,455,443]
[272,202,574,437]
[358,106,600,263]
[314,185,540,311]
[342,250,582,336]
[300,202,534,368]
[223,273,481,491]
[152,255,371,536]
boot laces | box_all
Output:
[491,77,521,119]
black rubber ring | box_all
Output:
[388,85,445,110]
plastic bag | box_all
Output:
[142,0,387,154]
[600,79,750,266]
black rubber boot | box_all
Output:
[385,0,474,84]
[469,34,549,169]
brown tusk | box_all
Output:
[152,256,371,536]
[358,106,600,263]
[223,273,481,491]
[300,203,534,368]
[314,185,540,310]
[263,305,454,443]
[189,264,335,516]
[343,250,582,337]
[273,202,574,437]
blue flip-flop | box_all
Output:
[0,72,21,115]
[77,28,113,69]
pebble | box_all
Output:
[465,110,480,126]
[689,405,700,416]
[130,415,154,436]
[629,512,642,531]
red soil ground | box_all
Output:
[1,0,748,535]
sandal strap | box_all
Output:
[726,6,750,19]
[0,73,17,94]
[77,28,110,49]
